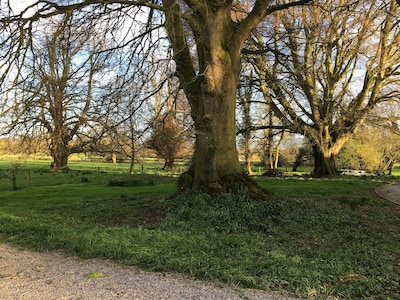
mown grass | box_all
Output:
[0,161,399,299]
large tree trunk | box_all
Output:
[50,145,69,171]
[312,145,338,176]
[184,91,243,192]
[178,56,245,192]
[164,1,280,195]
[174,10,251,194]
[49,132,70,171]
[311,135,349,176]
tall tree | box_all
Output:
[1,0,311,192]
[147,113,186,170]
[146,74,192,171]
[248,0,400,176]
[162,0,311,192]
[0,13,105,170]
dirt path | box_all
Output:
[0,243,300,300]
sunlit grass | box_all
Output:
[0,160,399,299]
[391,165,400,177]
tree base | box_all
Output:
[50,162,70,172]
[177,171,271,200]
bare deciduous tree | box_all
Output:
[248,0,400,175]
[1,13,105,171]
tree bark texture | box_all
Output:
[312,146,337,176]
[49,129,70,171]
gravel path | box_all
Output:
[375,180,400,205]
[0,243,300,300]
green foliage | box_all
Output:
[84,272,105,279]
[157,179,400,298]
[0,161,399,299]
[338,138,380,171]
[158,188,285,234]
[338,126,400,174]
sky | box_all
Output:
[5,0,39,17]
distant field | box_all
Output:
[0,158,186,191]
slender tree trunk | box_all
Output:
[127,152,135,177]
[273,131,284,169]
[112,153,117,166]
[245,138,253,175]
[163,157,175,170]
[11,168,17,191]
[242,85,253,175]
[267,112,274,169]
[274,145,280,169]
[126,119,136,177]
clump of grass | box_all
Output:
[108,177,154,187]
[84,272,105,279]
[158,187,286,234]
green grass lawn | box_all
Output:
[0,160,399,299]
